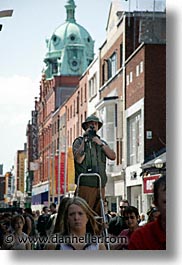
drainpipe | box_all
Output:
[64,106,68,196]
[52,140,55,203]
[58,119,61,205]
[122,13,127,199]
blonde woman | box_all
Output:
[47,197,106,250]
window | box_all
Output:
[52,62,58,75]
[57,118,59,132]
[70,34,76,41]
[108,52,117,79]
[73,100,75,116]
[127,112,142,165]
[67,109,69,121]
[136,61,144,77]
[70,105,72,119]
[102,63,105,85]
[76,92,80,114]
[99,104,115,151]
[54,122,57,135]
[80,114,83,129]
[81,87,83,105]
[127,72,133,85]
[111,52,117,77]
[56,137,59,151]
[129,72,133,83]
[136,65,139,77]
[126,75,130,86]
[120,43,123,67]
[84,84,87,102]
[140,61,143,73]
[89,73,97,99]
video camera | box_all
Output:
[87,125,96,140]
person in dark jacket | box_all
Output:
[108,199,129,236]
[46,203,57,236]
[37,206,50,237]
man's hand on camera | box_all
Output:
[92,136,102,145]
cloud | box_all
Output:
[0,75,39,126]
[0,75,39,105]
[0,104,30,126]
[0,75,39,172]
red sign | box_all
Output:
[60,152,65,194]
[143,175,160,194]
[55,155,58,194]
[55,152,65,194]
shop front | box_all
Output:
[31,182,49,210]
[142,174,160,213]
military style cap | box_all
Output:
[82,115,103,131]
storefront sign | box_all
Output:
[143,175,160,194]
[32,183,49,195]
[67,147,75,191]
[55,152,65,194]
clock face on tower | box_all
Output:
[70,58,80,71]
[68,47,81,72]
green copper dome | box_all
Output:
[44,0,94,79]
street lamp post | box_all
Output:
[154,158,163,170]
[154,158,164,174]
[0,9,13,31]
[57,115,62,206]
[52,143,55,203]
[57,142,61,206]
[64,108,68,197]
[0,10,13,18]
[47,152,51,206]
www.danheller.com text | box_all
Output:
[4,233,128,246]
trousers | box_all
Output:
[76,186,105,216]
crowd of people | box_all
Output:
[0,115,166,250]
[0,202,58,250]
[0,174,166,250]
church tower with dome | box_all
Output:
[44,0,94,79]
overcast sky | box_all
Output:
[0,0,166,173]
